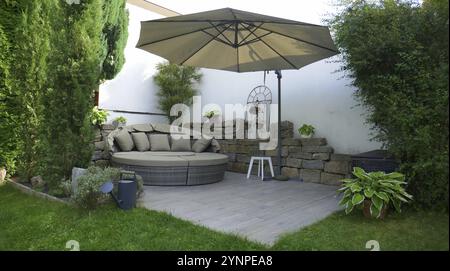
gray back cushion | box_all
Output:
[132,132,150,152]
[114,129,134,151]
[149,134,171,151]
[192,138,212,153]
[171,137,191,152]
[131,123,153,133]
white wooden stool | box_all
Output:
[246,156,275,180]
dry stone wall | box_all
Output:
[217,121,351,185]
[91,121,351,185]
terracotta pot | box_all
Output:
[0,167,6,182]
[363,200,388,219]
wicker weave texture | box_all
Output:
[112,161,226,186]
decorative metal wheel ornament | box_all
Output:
[247,85,272,143]
[247,85,272,105]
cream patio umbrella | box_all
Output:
[136,7,338,176]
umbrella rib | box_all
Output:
[239,32,272,47]
[136,23,220,48]
[237,22,265,46]
[257,25,338,53]
[180,24,232,65]
[208,22,233,45]
[242,24,298,69]
[258,38,298,70]
[201,30,234,47]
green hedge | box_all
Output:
[0,0,128,187]
[329,0,448,209]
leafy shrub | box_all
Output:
[73,166,144,209]
[59,180,73,198]
[91,106,110,126]
[73,166,121,209]
[339,167,413,218]
[153,62,202,122]
[329,0,449,209]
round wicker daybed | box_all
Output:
[105,124,228,186]
[111,151,228,186]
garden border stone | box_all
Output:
[6,180,72,206]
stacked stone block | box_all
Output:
[217,121,351,185]
[91,124,114,168]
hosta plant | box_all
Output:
[338,167,413,219]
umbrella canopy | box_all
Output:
[136,8,338,72]
[136,7,339,176]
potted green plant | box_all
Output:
[113,116,127,128]
[338,167,413,219]
[203,110,220,121]
[298,124,315,138]
[90,106,109,127]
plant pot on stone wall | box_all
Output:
[298,124,315,139]
[113,121,125,128]
[112,116,127,128]
[363,200,388,219]
[0,167,6,182]
[300,134,313,139]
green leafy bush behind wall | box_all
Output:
[0,0,128,188]
[154,62,202,122]
[329,0,448,209]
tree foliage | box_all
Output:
[329,0,449,209]
[153,62,202,122]
[0,23,18,172]
[0,0,128,187]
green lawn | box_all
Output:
[0,183,448,251]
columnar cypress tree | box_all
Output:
[0,24,18,172]
[0,0,53,179]
[0,0,128,187]
[40,0,129,188]
[101,0,129,81]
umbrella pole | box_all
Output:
[275,70,282,175]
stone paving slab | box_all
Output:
[138,172,341,245]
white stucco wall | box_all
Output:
[99,2,381,154]
[99,4,168,124]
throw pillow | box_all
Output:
[192,138,212,153]
[171,137,191,151]
[114,129,134,151]
[132,132,150,152]
[149,134,171,151]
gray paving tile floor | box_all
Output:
[138,171,341,245]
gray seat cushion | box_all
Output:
[180,153,228,166]
[143,151,195,156]
[111,152,227,167]
[112,152,189,167]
